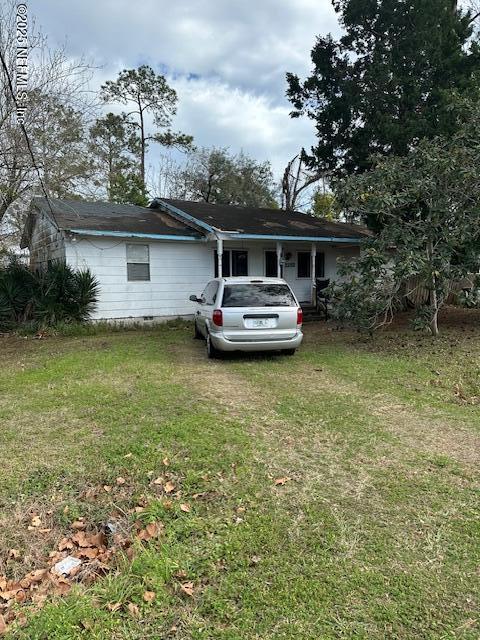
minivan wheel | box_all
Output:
[194,320,202,339]
[283,348,296,356]
[206,333,219,359]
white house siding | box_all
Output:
[29,211,65,269]
[65,236,213,321]
[218,241,360,303]
[64,235,360,321]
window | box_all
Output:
[214,250,248,277]
[231,250,248,276]
[297,251,325,279]
[297,251,311,278]
[265,251,278,277]
[127,244,150,281]
[316,252,325,278]
[202,281,219,305]
[222,284,296,307]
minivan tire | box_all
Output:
[283,348,296,356]
[194,320,202,340]
[206,332,220,359]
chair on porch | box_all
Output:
[314,278,330,320]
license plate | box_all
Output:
[245,318,276,329]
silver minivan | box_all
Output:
[189,277,303,358]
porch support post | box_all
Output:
[217,237,223,277]
[311,243,317,304]
[276,241,282,278]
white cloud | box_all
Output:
[171,77,313,177]
[28,0,341,182]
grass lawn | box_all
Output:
[0,310,479,639]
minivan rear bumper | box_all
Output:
[210,330,303,352]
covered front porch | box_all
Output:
[210,237,360,305]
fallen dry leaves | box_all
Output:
[274,477,292,486]
[164,481,175,494]
[0,472,189,634]
[0,523,125,634]
[143,590,155,603]
[127,602,140,618]
[137,521,163,542]
[180,581,194,597]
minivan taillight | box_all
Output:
[212,309,223,327]
[297,307,303,326]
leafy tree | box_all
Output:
[1,91,94,244]
[167,147,278,208]
[330,103,480,336]
[0,0,95,255]
[29,92,93,199]
[110,173,149,207]
[100,65,193,190]
[311,190,338,220]
[89,113,140,201]
[287,0,480,186]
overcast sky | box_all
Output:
[29,0,340,185]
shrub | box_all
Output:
[0,261,99,332]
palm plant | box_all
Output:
[34,263,99,326]
[0,261,99,330]
[0,261,37,329]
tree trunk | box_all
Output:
[138,98,145,186]
[428,240,440,336]
[107,142,114,199]
[430,284,439,337]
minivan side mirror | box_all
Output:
[189,294,199,302]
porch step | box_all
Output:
[301,304,327,322]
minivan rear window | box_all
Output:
[222,284,296,307]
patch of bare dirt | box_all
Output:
[281,359,480,468]
[165,341,266,417]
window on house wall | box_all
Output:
[231,250,248,276]
[297,251,311,278]
[297,250,326,279]
[214,250,248,277]
[316,252,326,278]
[126,243,150,281]
[265,251,278,277]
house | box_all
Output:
[21,197,369,322]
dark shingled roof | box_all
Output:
[33,197,201,237]
[26,196,369,242]
[157,199,369,239]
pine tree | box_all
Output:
[287,0,480,178]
